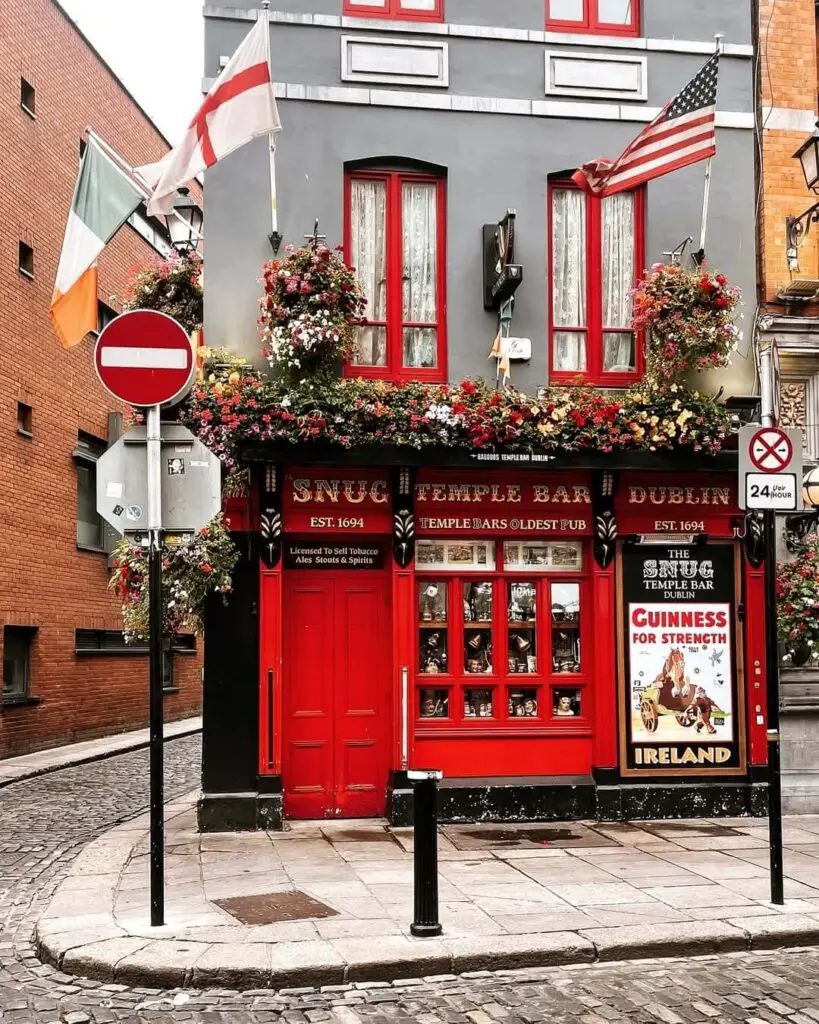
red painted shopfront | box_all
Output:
[203,459,769,830]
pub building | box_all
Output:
[201,460,768,829]
[197,0,760,829]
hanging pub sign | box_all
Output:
[483,209,523,311]
[415,470,593,537]
[283,469,391,534]
[618,542,746,777]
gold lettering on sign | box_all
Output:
[293,479,312,504]
[629,486,731,507]
[634,746,732,766]
[291,478,389,505]
[315,480,340,503]
[342,481,368,504]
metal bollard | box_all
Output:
[408,769,443,937]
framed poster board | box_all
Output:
[617,541,746,777]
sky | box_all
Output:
[59,0,204,143]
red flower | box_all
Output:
[201,563,214,574]
[461,380,477,395]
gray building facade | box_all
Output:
[198,1,764,830]
[203,0,755,394]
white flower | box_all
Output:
[281,397,291,408]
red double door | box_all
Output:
[282,572,392,819]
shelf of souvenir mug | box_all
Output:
[416,681,589,723]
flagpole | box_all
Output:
[696,34,723,263]
[261,0,281,251]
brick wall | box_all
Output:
[0,0,202,756]
[759,0,819,304]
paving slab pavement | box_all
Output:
[35,800,819,990]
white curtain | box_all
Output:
[402,182,438,368]
[597,0,632,25]
[552,189,587,372]
[350,179,387,366]
[602,192,635,372]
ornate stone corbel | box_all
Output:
[743,511,765,568]
[392,467,416,568]
[259,463,282,569]
[592,469,618,569]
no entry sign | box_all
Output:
[738,424,803,511]
[94,310,194,407]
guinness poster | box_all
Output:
[618,543,746,777]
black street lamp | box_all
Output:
[785,467,819,550]
[786,122,819,261]
[168,187,203,255]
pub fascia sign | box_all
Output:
[286,475,735,535]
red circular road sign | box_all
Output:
[749,426,793,473]
[94,310,194,407]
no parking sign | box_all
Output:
[738,425,803,511]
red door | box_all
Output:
[283,572,391,819]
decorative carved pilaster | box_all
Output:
[392,467,417,569]
[259,463,282,569]
[592,470,618,569]
[780,381,808,448]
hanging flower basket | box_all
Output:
[109,515,239,643]
[122,252,203,334]
[631,263,742,381]
[259,243,366,383]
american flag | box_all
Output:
[573,52,719,197]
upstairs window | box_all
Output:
[20,78,35,117]
[3,626,36,704]
[73,431,111,552]
[549,181,644,384]
[344,0,443,21]
[346,169,446,382]
[546,0,639,36]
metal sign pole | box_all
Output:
[765,506,784,904]
[146,404,165,927]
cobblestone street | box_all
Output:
[0,737,817,1022]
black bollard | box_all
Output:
[408,769,443,937]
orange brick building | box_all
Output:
[0,0,202,756]
[758,0,819,306]
[757,0,819,812]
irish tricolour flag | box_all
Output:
[50,136,144,348]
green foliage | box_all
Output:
[109,515,238,641]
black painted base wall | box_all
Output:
[198,792,283,832]
[388,777,766,827]
[195,777,767,831]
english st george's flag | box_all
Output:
[139,13,281,216]
[50,135,144,348]
[573,52,719,196]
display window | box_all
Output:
[415,539,590,727]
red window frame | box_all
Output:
[344,169,447,383]
[548,179,645,386]
[545,0,639,37]
[415,544,591,734]
[343,0,444,22]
